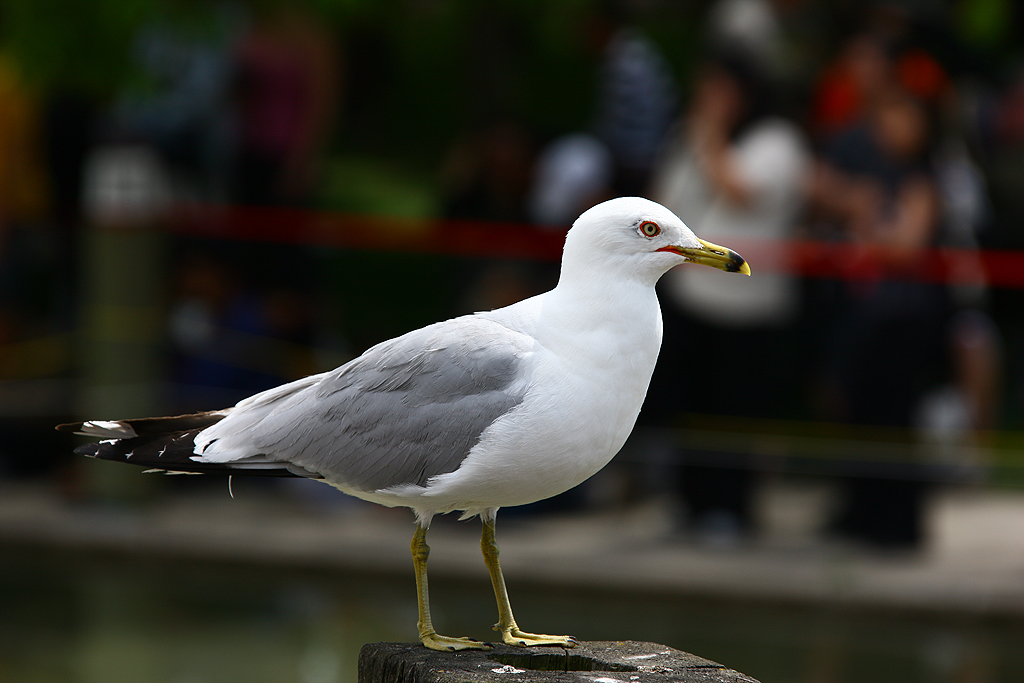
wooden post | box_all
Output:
[358,641,759,683]
[79,144,169,502]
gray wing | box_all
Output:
[197,316,532,492]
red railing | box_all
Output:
[168,204,1024,288]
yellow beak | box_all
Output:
[658,237,751,275]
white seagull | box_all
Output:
[60,196,750,651]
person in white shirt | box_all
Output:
[649,49,811,542]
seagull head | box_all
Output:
[561,197,751,287]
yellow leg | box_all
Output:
[411,524,490,651]
[480,519,579,648]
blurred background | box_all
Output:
[2,0,1024,681]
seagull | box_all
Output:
[59,196,749,651]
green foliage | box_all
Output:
[0,0,158,93]
[0,0,706,171]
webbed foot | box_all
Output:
[421,632,493,652]
[495,625,579,648]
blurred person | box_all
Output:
[527,133,613,228]
[587,3,678,196]
[812,83,971,548]
[707,0,786,68]
[648,49,811,543]
[110,3,241,202]
[705,0,819,90]
[229,2,338,207]
[807,16,1007,546]
[810,31,894,139]
[706,0,833,135]
[810,23,950,141]
[223,2,339,380]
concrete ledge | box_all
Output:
[3,480,1024,618]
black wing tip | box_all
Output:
[71,432,318,478]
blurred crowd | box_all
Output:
[1,0,1023,550]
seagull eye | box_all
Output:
[639,221,661,237]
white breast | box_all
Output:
[397,285,664,517]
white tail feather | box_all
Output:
[76,421,139,439]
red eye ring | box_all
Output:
[639,221,661,237]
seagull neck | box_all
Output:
[543,273,661,341]
[553,259,659,304]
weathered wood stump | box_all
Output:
[358,641,759,683]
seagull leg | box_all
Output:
[411,524,491,651]
[481,519,579,648]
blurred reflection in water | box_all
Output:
[2,547,1023,683]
